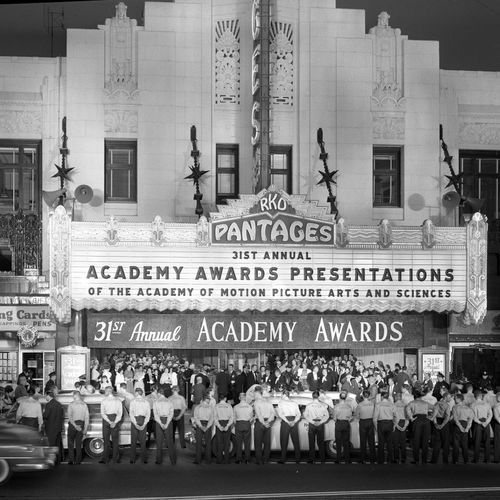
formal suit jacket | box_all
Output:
[307,373,320,391]
[43,399,64,439]
[246,371,258,389]
[320,373,334,391]
[234,373,247,395]
[215,371,231,398]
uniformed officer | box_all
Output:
[16,387,43,430]
[153,387,176,465]
[471,390,492,463]
[431,391,452,464]
[253,386,276,465]
[354,390,376,464]
[406,390,434,464]
[99,386,123,463]
[146,384,160,446]
[304,390,329,464]
[129,387,150,464]
[392,392,409,464]
[193,392,214,464]
[67,390,89,465]
[276,390,302,464]
[333,391,353,464]
[233,392,254,464]
[493,392,500,463]
[373,390,396,464]
[452,392,474,464]
[168,385,187,448]
[214,393,233,464]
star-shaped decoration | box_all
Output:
[51,163,74,182]
[317,169,338,186]
[185,164,209,185]
[445,171,463,189]
[443,154,453,164]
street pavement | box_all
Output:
[2,447,500,500]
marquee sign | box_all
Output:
[87,312,424,349]
[48,188,488,325]
[211,191,335,245]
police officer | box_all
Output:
[129,387,150,464]
[153,387,176,465]
[471,390,492,463]
[193,392,214,464]
[214,393,233,464]
[406,390,434,464]
[354,390,376,464]
[233,392,254,464]
[276,390,301,464]
[304,390,329,464]
[393,392,409,464]
[168,385,187,448]
[431,391,452,464]
[67,390,89,465]
[253,386,276,465]
[99,386,123,463]
[493,392,500,463]
[452,392,474,464]
[373,390,396,464]
[333,391,353,464]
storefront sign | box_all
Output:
[0,305,56,331]
[87,313,424,349]
[58,347,89,391]
[211,192,335,245]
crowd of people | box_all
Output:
[3,349,500,467]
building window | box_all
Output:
[0,141,41,214]
[216,144,239,204]
[460,150,500,220]
[373,147,402,207]
[0,351,18,384]
[105,140,137,203]
[270,145,292,193]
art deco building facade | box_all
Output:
[0,1,497,386]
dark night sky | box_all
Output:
[0,0,500,71]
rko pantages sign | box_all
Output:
[87,313,424,349]
[48,188,488,326]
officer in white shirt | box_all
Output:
[276,390,302,464]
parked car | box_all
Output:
[0,421,58,486]
[188,390,364,459]
[2,392,131,461]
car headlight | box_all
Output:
[184,431,196,444]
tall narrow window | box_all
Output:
[270,145,292,193]
[216,144,239,204]
[373,147,402,207]
[0,141,40,214]
[105,140,137,203]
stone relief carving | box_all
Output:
[373,114,404,140]
[104,108,138,133]
[151,215,165,246]
[0,109,42,134]
[195,215,210,247]
[270,21,294,107]
[378,219,393,249]
[100,2,141,101]
[49,206,71,324]
[369,12,406,110]
[459,121,500,146]
[421,219,436,249]
[462,212,488,325]
[214,19,241,105]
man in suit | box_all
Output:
[43,390,65,464]
[245,364,258,389]
[307,365,321,392]
[234,367,248,403]
[215,368,231,401]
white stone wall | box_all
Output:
[2,1,500,273]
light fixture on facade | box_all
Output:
[316,128,338,217]
[184,125,208,218]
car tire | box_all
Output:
[0,459,12,486]
[211,434,237,458]
[325,440,337,459]
[83,437,105,460]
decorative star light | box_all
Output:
[317,169,338,186]
[51,163,74,182]
[184,164,209,186]
[445,171,463,189]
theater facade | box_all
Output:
[49,187,487,378]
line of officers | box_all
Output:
[68,384,500,466]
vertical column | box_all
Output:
[252,0,271,193]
